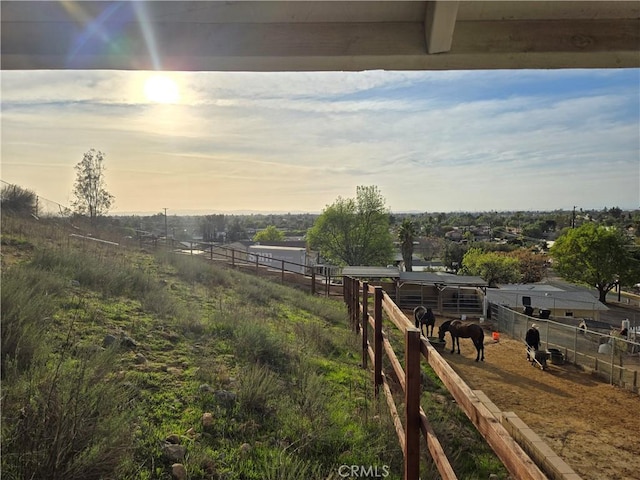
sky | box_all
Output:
[1,68,639,215]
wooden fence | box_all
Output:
[150,239,339,297]
[343,276,548,480]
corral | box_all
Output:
[433,318,640,480]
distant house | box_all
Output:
[393,254,447,273]
[484,284,608,321]
[444,229,463,242]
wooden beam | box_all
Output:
[374,287,383,396]
[381,371,405,453]
[362,281,369,369]
[425,1,459,54]
[419,410,458,480]
[404,329,421,479]
[2,16,637,71]
[425,341,548,480]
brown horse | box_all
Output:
[438,319,485,362]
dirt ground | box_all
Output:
[433,320,640,480]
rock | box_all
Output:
[214,390,237,406]
[163,443,186,462]
[134,353,147,364]
[120,336,137,349]
[102,334,117,347]
[165,434,181,444]
[239,443,252,456]
[171,463,187,480]
[202,412,214,428]
[199,384,215,394]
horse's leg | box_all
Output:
[455,336,461,354]
[449,334,455,354]
[474,339,484,361]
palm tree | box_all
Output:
[398,218,418,272]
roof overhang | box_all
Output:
[2,1,639,72]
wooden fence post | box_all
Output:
[405,328,421,480]
[231,249,235,267]
[374,286,383,397]
[354,280,360,334]
[351,278,358,332]
[345,277,353,329]
[362,282,369,369]
[281,259,285,283]
[312,270,316,295]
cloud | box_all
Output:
[2,69,638,213]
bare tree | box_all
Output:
[72,149,114,222]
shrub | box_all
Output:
[1,348,136,480]
[30,247,155,299]
[1,184,36,216]
[237,364,282,415]
[234,322,288,371]
[248,448,325,480]
[1,267,64,378]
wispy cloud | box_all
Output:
[1,69,638,213]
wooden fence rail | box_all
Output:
[164,240,341,297]
[343,276,548,480]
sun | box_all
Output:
[143,74,180,104]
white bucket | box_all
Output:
[461,315,467,321]
[598,343,612,355]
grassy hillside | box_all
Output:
[1,215,508,479]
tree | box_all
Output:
[397,218,418,271]
[253,225,285,242]
[550,223,639,303]
[508,249,548,283]
[307,186,394,266]
[461,248,521,287]
[443,241,468,272]
[71,149,114,222]
[226,218,247,242]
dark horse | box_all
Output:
[413,306,436,337]
[438,320,485,362]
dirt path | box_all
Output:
[436,323,640,480]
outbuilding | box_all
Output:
[342,267,487,315]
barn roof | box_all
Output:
[399,271,488,287]
[485,288,609,311]
[342,266,400,278]
[342,267,487,287]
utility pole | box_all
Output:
[572,206,576,228]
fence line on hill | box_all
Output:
[343,276,548,480]
[153,239,339,297]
